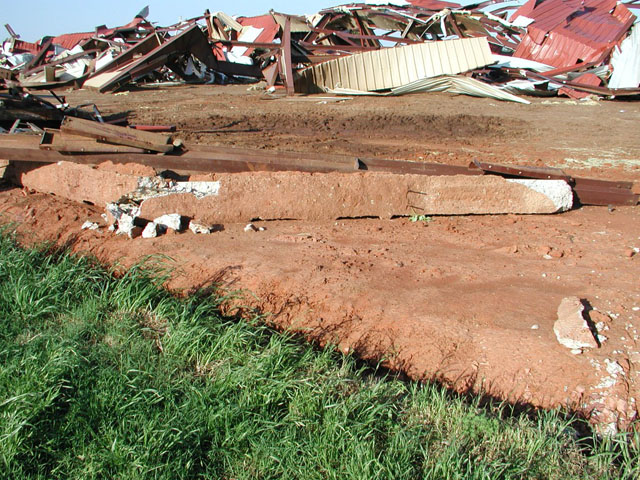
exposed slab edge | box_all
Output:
[139,172,570,223]
[507,179,573,212]
[7,163,572,221]
[7,161,141,206]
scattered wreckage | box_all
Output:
[1,1,639,101]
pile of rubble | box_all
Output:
[1,0,639,101]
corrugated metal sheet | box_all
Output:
[51,33,93,51]
[9,39,40,54]
[407,0,461,9]
[51,18,150,51]
[326,74,531,103]
[389,74,531,103]
[513,0,636,68]
[295,37,493,93]
[609,23,640,88]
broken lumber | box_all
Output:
[40,130,148,153]
[60,117,173,153]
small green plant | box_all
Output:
[409,214,432,223]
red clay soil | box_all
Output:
[1,85,639,432]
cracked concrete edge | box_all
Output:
[507,179,573,212]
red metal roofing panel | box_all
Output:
[50,18,152,51]
[513,0,636,67]
[407,0,461,9]
[51,32,93,50]
[237,15,279,43]
[511,0,537,20]
[235,15,280,56]
[9,39,40,54]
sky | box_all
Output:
[3,1,333,43]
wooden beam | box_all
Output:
[282,17,295,96]
[40,130,148,153]
[60,117,173,153]
[22,48,101,77]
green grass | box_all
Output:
[0,231,638,479]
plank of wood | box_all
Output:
[39,130,147,153]
[282,17,295,96]
[60,117,173,153]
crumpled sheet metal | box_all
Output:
[295,36,493,93]
[512,0,636,68]
[325,73,531,104]
[609,23,640,89]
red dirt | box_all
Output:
[1,84,639,432]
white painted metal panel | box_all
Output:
[296,37,494,93]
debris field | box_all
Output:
[1,1,640,435]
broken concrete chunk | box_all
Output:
[117,214,137,237]
[106,203,141,238]
[170,181,220,199]
[9,161,140,206]
[153,213,183,231]
[81,221,99,230]
[507,179,573,212]
[133,179,221,202]
[189,220,213,234]
[142,221,158,239]
[553,297,599,350]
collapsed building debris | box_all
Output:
[294,36,494,92]
[0,86,107,130]
[2,1,639,99]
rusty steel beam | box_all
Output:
[472,160,570,180]
[23,38,53,71]
[0,135,360,174]
[282,17,295,96]
[212,40,282,50]
[60,117,173,153]
[474,160,638,206]
[297,43,379,52]
[525,72,640,97]
[311,27,423,45]
[2,134,636,206]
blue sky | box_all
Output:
[3,1,332,42]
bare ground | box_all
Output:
[1,84,639,432]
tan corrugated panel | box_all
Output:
[295,37,493,93]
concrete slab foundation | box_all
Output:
[7,161,573,223]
